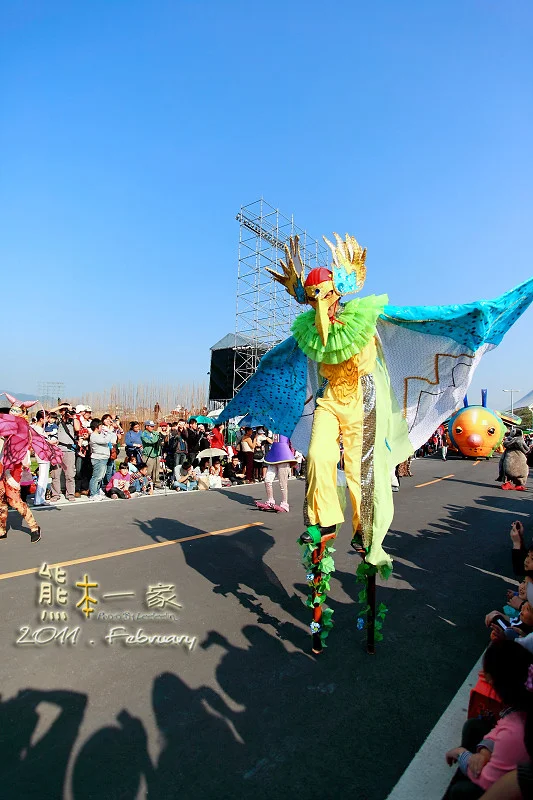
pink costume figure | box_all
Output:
[256,435,295,513]
[0,394,62,543]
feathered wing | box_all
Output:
[31,429,63,465]
[0,414,31,469]
[216,337,308,437]
[265,236,307,304]
[323,232,367,295]
[377,277,533,452]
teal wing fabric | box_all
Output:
[216,337,307,437]
[376,277,533,452]
[381,277,533,349]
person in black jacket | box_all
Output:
[187,419,201,466]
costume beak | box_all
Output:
[315,297,331,346]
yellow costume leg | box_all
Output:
[306,401,344,528]
[336,395,364,537]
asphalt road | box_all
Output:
[0,456,531,800]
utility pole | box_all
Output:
[503,389,521,415]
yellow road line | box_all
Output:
[415,474,454,488]
[0,522,263,582]
[473,460,480,466]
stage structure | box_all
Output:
[233,198,329,395]
[37,381,65,406]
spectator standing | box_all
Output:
[253,434,266,481]
[31,410,51,507]
[255,427,273,479]
[50,404,79,503]
[141,420,164,488]
[167,421,189,485]
[89,419,111,500]
[187,418,201,465]
[101,414,121,486]
[240,427,255,483]
[125,421,144,466]
[74,405,92,496]
[197,424,210,453]
[210,423,226,451]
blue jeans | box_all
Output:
[90,459,108,496]
[105,458,115,487]
[176,480,198,491]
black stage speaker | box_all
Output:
[209,346,269,400]
[209,347,235,401]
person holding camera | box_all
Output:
[141,420,164,488]
[50,403,80,503]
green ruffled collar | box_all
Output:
[291,295,388,364]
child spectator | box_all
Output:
[224,456,245,485]
[444,640,532,798]
[131,463,153,496]
[487,600,533,640]
[209,464,222,489]
[105,462,133,499]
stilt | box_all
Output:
[309,531,337,655]
[366,566,377,655]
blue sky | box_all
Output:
[1,0,532,411]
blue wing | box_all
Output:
[216,337,307,438]
[381,277,533,351]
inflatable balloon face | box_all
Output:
[448,405,506,458]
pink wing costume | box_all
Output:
[0,394,61,540]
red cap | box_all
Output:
[304,267,333,287]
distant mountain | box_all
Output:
[0,389,40,402]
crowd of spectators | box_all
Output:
[443,519,533,799]
[27,403,305,504]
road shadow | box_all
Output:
[0,688,87,798]
[132,515,307,649]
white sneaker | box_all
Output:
[89,495,102,502]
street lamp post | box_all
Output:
[503,389,521,415]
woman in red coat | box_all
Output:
[209,423,226,451]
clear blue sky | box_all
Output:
[1,0,532,410]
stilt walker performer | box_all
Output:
[217,233,533,653]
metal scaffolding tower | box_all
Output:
[234,198,329,394]
[37,381,65,406]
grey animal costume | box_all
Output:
[501,432,530,486]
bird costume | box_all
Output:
[218,233,533,650]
